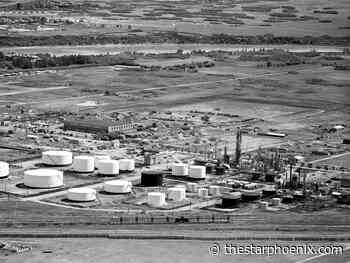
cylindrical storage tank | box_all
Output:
[42,151,72,166]
[168,187,186,201]
[147,192,166,207]
[104,180,132,194]
[118,159,135,172]
[141,170,163,187]
[24,169,63,188]
[73,156,94,173]
[172,163,188,176]
[271,198,281,206]
[94,155,111,169]
[186,182,198,193]
[282,195,294,204]
[0,161,9,178]
[209,185,221,196]
[294,155,304,163]
[221,192,241,208]
[241,189,262,201]
[174,184,186,189]
[215,166,225,175]
[265,173,275,182]
[293,191,305,201]
[198,188,208,198]
[67,187,96,202]
[262,185,277,197]
[189,165,206,179]
[98,160,119,176]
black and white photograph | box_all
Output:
[0,0,349,262]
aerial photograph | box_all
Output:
[0,0,349,262]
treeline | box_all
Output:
[0,52,136,70]
[238,49,305,65]
[0,32,349,47]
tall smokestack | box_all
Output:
[235,127,242,165]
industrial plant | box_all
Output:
[0,0,349,261]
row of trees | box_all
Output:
[1,32,349,47]
[0,52,136,69]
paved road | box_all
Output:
[310,152,350,164]
[0,86,71,97]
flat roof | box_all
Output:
[64,118,133,129]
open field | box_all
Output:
[1,239,349,263]
[312,153,350,169]
[0,50,349,163]
[0,0,349,37]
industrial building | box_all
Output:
[63,117,134,134]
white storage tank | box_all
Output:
[189,165,206,179]
[209,185,221,196]
[198,188,209,198]
[24,169,63,188]
[94,155,111,169]
[241,189,262,201]
[98,160,119,176]
[118,159,135,172]
[186,182,198,193]
[73,156,95,173]
[0,161,9,178]
[104,180,132,194]
[42,150,72,166]
[168,187,186,201]
[271,198,281,206]
[172,163,188,176]
[67,187,96,202]
[147,192,166,207]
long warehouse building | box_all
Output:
[63,118,134,134]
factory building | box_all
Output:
[63,118,134,134]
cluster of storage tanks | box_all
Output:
[146,183,224,207]
[18,150,135,189]
[172,163,206,179]
[65,179,133,202]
